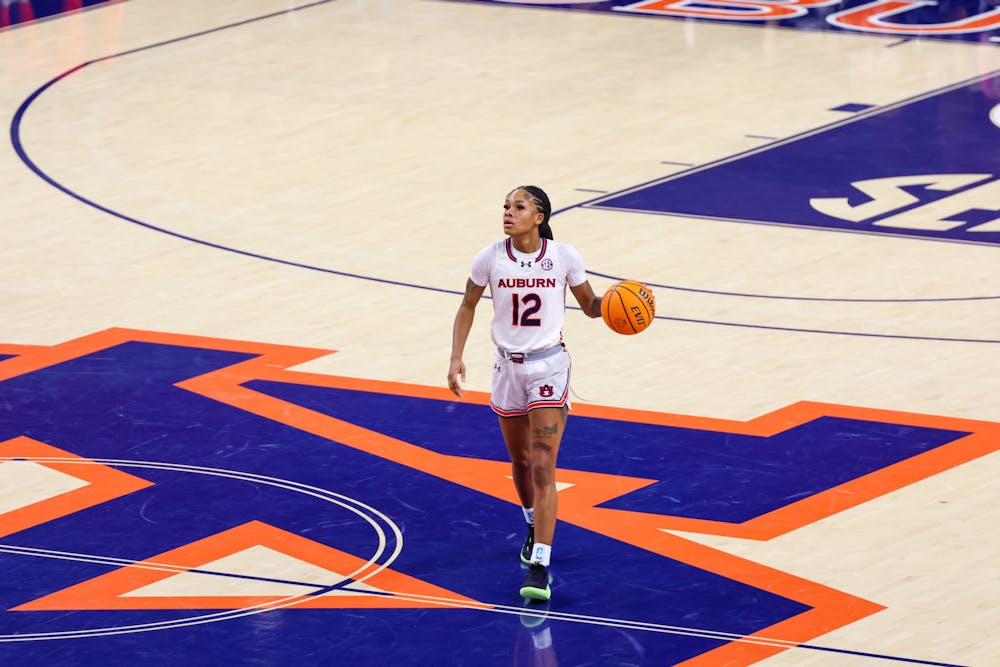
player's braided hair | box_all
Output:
[516,185,553,240]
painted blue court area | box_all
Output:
[590,73,1000,245]
[254,381,968,522]
[0,341,797,664]
[0,339,974,664]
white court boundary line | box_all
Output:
[2,543,967,667]
[0,541,796,648]
[0,458,966,665]
[0,456,403,641]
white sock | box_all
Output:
[532,626,553,649]
[522,506,534,526]
[531,542,551,567]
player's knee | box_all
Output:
[511,454,531,475]
[530,442,555,481]
[530,464,553,488]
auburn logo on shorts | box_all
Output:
[539,384,554,398]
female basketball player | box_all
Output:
[447,185,602,601]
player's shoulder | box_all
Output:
[549,239,584,261]
[548,239,576,251]
[473,239,504,259]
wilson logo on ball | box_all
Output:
[601,280,655,335]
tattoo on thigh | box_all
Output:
[532,423,559,438]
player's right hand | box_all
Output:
[447,359,466,398]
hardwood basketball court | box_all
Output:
[1,1,998,664]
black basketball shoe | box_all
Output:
[519,563,551,601]
[520,524,534,565]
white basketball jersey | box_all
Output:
[470,238,587,353]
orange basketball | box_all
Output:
[601,280,656,335]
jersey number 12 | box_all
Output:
[511,293,542,327]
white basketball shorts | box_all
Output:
[490,347,572,417]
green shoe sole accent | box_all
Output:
[520,552,531,565]
[519,585,551,601]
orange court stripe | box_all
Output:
[14,520,482,611]
[0,436,153,539]
[0,343,45,357]
[3,328,998,664]
[186,359,999,540]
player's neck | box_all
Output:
[510,232,542,255]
